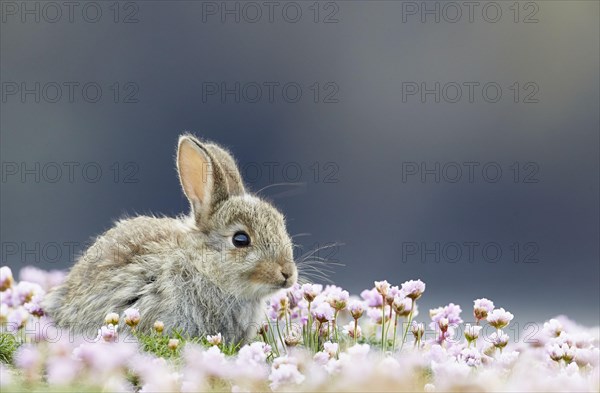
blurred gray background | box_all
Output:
[1,1,599,327]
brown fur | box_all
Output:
[43,135,297,343]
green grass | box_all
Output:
[133,329,242,359]
[0,327,243,368]
[0,332,20,364]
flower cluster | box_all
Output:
[0,266,598,392]
[0,267,53,333]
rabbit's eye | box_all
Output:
[232,231,251,247]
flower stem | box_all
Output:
[392,314,398,352]
[333,310,339,342]
[381,295,386,352]
[316,321,322,351]
[264,314,280,357]
[276,320,287,354]
[307,301,313,351]
[400,299,416,351]
[384,307,394,348]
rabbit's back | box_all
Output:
[44,215,263,342]
[43,216,189,334]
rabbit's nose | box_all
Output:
[279,263,296,287]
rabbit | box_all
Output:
[42,134,298,344]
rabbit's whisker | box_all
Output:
[255,182,306,196]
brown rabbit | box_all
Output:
[43,134,298,343]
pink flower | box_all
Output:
[268,291,290,321]
[183,344,228,381]
[313,351,330,365]
[0,267,14,291]
[96,324,119,343]
[206,333,222,346]
[7,307,29,332]
[430,303,463,328]
[474,298,495,321]
[367,306,391,325]
[400,279,426,300]
[105,312,120,325]
[286,283,303,308]
[548,343,565,362]
[269,359,305,390]
[323,341,339,357]
[312,302,334,323]
[262,344,273,356]
[237,342,269,367]
[392,296,412,317]
[46,355,82,385]
[18,267,47,288]
[360,288,383,307]
[14,344,42,375]
[133,355,180,392]
[464,323,483,342]
[490,330,509,349]
[438,317,449,332]
[73,341,136,375]
[23,294,44,317]
[487,308,514,329]
[348,300,365,319]
[459,348,482,367]
[385,286,401,305]
[326,287,349,311]
[374,280,390,296]
[152,321,163,333]
[346,343,371,357]
[342,322,362,339]
[0,288,13,307]
[168,339,180,350]
[124,308,141,327]
[18,267,66,291]
[542,318,563,338]
[301,283,323,302]
[412,320,425,336]
[12,281,44,306]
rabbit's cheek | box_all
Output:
[248,261,274,284]
[248,260,285,289]
[228,248,253,265]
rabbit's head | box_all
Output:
[177,134,297,300]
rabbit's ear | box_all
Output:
[205,143,246,195]
[177,135,230,223]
